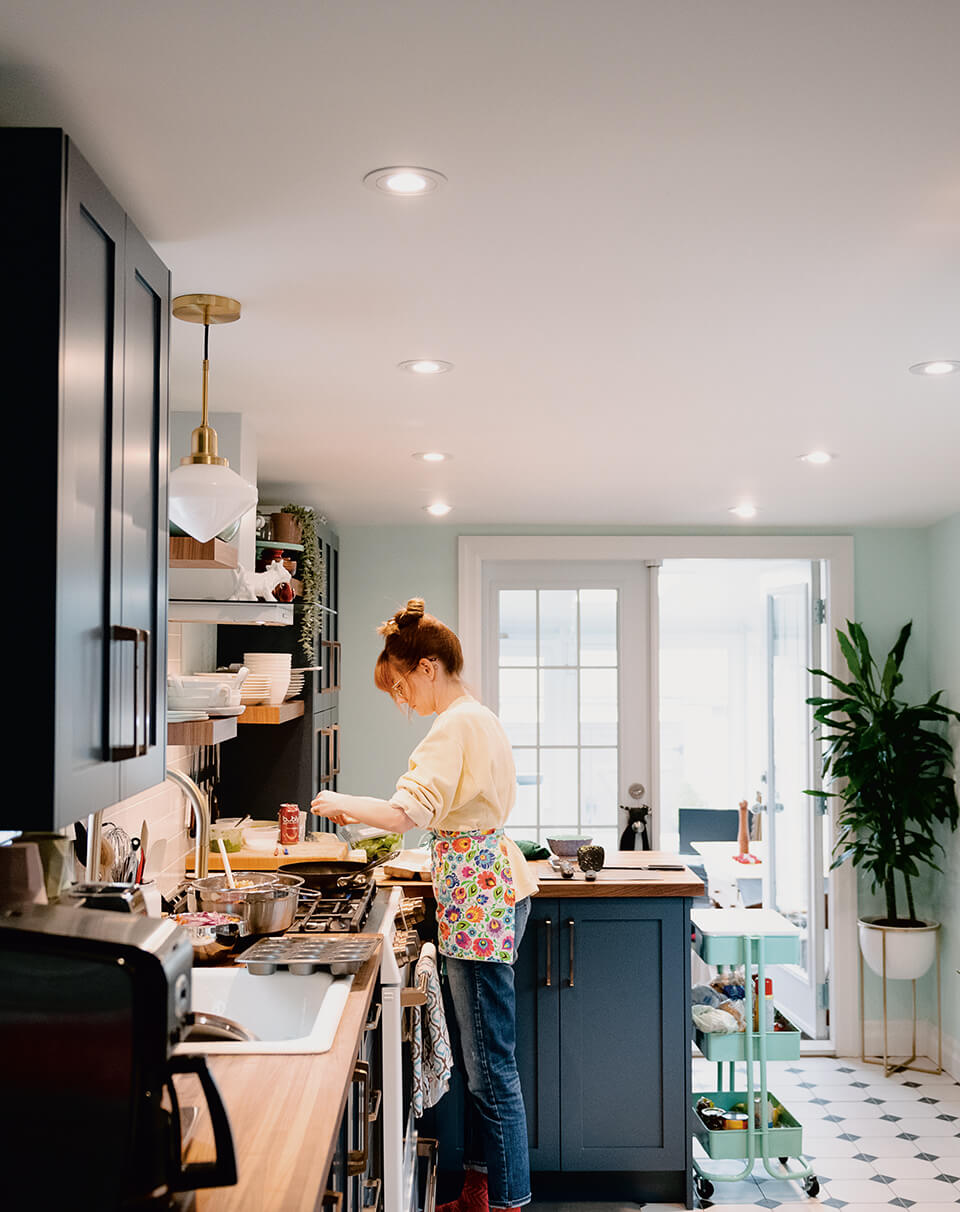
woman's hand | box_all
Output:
[310,791,358,827]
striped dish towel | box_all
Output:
[411,942,452,1116]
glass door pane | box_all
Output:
[490,565,649,853]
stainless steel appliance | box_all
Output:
[0,903,237,1209]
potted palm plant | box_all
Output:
[808,620,958,981]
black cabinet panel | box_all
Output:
[3,129,169,830]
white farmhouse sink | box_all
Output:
[176,966,354,1055]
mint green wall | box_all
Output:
[338,527,460,802]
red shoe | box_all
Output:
[437,1169,488,1212]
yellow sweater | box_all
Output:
[391,696,539,900]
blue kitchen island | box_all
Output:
[421,854,703,1210]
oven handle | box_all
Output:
[165,1054,238,1191]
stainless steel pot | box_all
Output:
[182,1011,259,1043]
[189,872,304,935]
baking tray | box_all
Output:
[238,935,380,976]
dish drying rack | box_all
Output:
[690,909,819,1203]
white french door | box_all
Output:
[764,565,829,1039]
[482,561,651,854]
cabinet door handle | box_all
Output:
[347,1060,370,1176]
[110,625,139,761]
[364,1001,382,1033]
[137,628,150,757]
[567,919,575,987]
[544,918,552,987]
[332,723,341,775]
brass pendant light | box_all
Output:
[169,293,258,542]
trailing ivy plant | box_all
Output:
[807,620,959,926]
[281,503,324,664]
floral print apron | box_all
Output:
[431,827,516,962]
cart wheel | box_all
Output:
[803,1176,820,1197]
[695,1176,714,1201]
[779,1157,789,1165]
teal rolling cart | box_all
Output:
[690,909,819,1203]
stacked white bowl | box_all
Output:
[243,652,291,705]
[284,672,305,700]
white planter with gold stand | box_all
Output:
[858,916,942,1076]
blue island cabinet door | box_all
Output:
[514,897,561,1170]
[558,898,690,1172]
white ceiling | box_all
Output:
[3,0,959,527]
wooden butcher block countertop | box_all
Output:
[182,940,381,1212]
[378,849,704,898]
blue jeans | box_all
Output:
[443,896,531,1210]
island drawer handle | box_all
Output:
[367,1087,382,1124]
[567,919,575,987]
[322,1191,343,1212]
[544,918,552,987]
[364,1001,382,1032]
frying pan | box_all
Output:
[278,849,396,892]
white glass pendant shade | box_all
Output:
[169,463,258,543]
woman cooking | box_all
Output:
[311,598,537,1212]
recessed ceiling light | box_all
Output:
[363,166,447,196]
[908,360,960,376]
[800,450,834,464]
[399,359,453,375]
[424,503,452,517]
[729,504,758,519]
[413,451,451,463]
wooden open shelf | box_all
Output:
[237,700,305,725]
[167,716,238,746]
[170,536,238,569]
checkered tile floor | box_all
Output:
[530,1056,959,1212]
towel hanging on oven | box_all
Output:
[410,943,452,1117]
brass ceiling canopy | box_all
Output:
[172,293,242,465]
[172,293,242,325]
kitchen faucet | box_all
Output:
[165,767,210,879]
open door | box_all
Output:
[764,563,828,1039]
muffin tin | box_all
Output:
[238,935,380,976]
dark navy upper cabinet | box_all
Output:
[515,896,693,1181]
[5,129,169,830]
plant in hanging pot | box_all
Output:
[807,620,958,982]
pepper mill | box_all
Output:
[737,799,750,857]
[577,844,605,881]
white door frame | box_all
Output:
[459,533,857,1055]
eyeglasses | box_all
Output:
[390,658,438,704]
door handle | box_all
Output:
[567,919,575,987]
[544,918,552,987]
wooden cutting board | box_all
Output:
[196,835,351,872]
[382,849,432,880]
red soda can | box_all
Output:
[279,803,300,846]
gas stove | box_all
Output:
[287,881,378,934]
